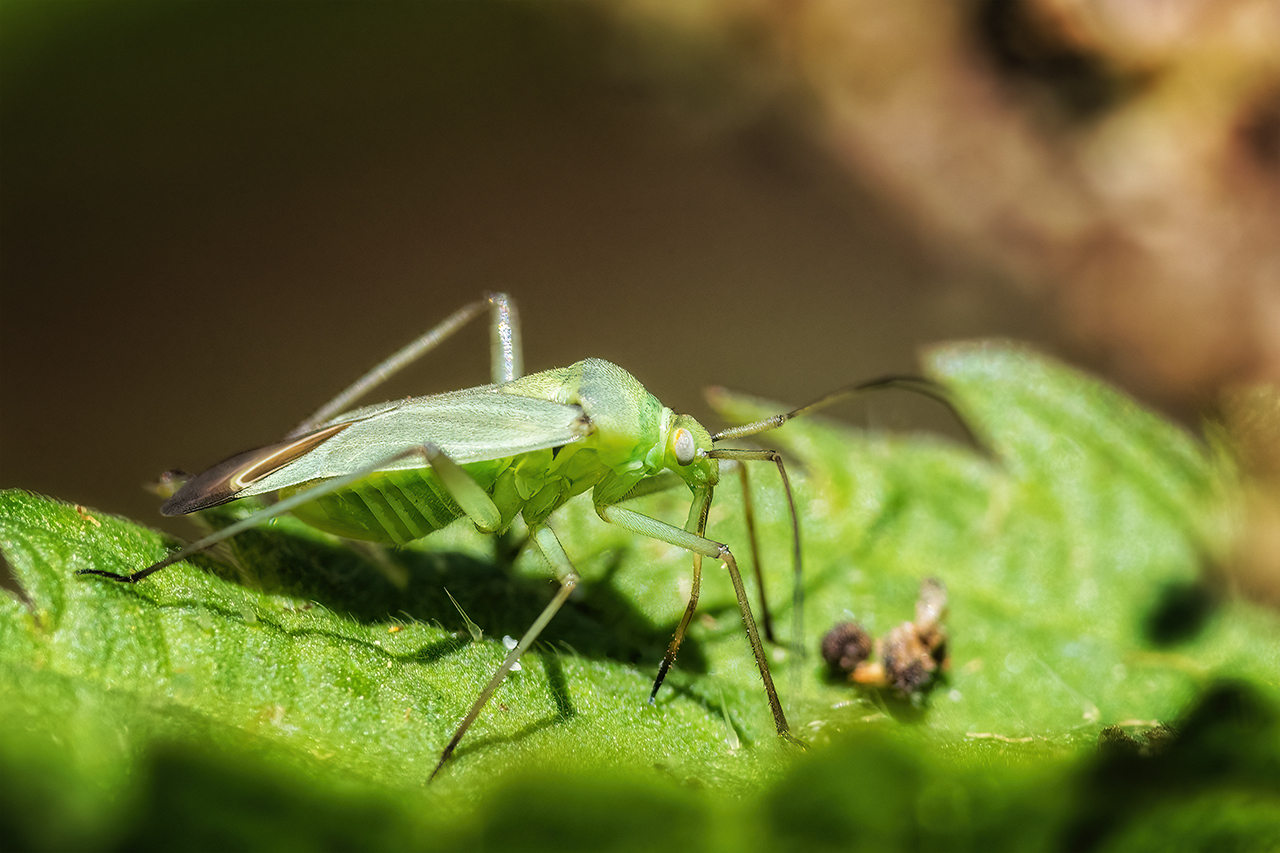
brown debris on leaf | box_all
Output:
[821,578,951,697]
[820,621,874,677]
[1098,722,1177,759]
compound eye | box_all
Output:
[673,427,696,466]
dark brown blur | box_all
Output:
[18,0,1238,537]
[612,0,1280,604]
[635,0,1280,406]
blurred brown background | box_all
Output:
[3,0,1277,538]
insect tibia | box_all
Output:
[77,548,182,584]
[649,551,705,705]
[484,292,522,384]
[647,664,669,705]
[75,568,140,583]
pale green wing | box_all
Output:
[163,386,589,514]
[288,389,588,473]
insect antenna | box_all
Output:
[710,375,974,445]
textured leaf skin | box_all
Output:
[3,342,1279,851]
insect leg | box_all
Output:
[708,448,802,660]
[734,462,775,644]
[648,490,710,703]
[418,444,503,533]
[597,503,797,743]
[289,292,525,436]
[623,465,776,650]
[78,442,500,584]
[617,469,684,502]
[486,292,522,384]
[430,524,579,781]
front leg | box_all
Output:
[596,502,795,743]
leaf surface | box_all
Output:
[3,341,1278,851]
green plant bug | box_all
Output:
[78,293,950,779]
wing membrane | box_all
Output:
[161,422,353,515]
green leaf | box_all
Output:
[714,341,1274,742]
[3,341,1279,850]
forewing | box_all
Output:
[161,422,352,515]
[164,388,590,513]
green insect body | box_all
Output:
[272,359,717,545]
[81,294,839,781]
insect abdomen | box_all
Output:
[286,462,505,545]
[282,444,610,545]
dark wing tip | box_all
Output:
[160,422,351,516]
[160,449,257,515]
